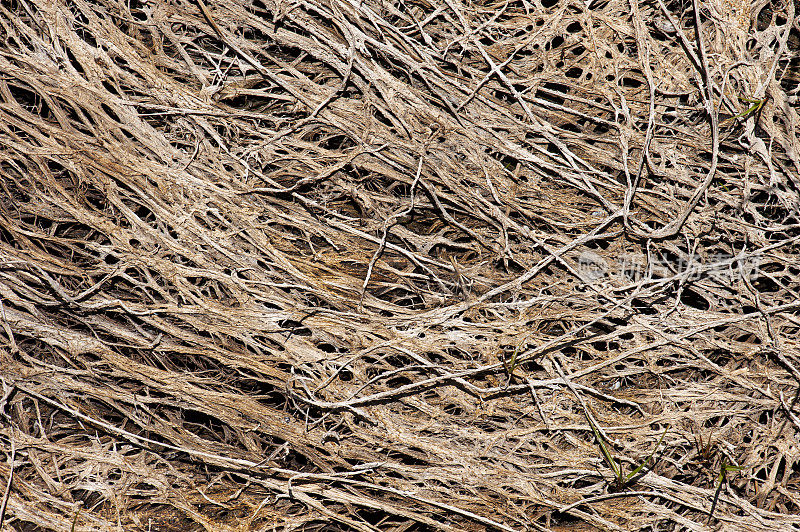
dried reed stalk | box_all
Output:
[0,0,799,529]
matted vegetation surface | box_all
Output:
[1,0,799,530]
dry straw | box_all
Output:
[0,0,799,529]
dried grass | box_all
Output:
[1,0,799,529]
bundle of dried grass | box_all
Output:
[1,0,799,529]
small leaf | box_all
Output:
[709,460,744,523]
[625,426,669,482]
[587,414,621,480]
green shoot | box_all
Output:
[501,344,521,387]
[721,95,766,126]
[587,415,668,490]
[708,459,745,523]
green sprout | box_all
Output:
[708,459,745,523]
[501,344,522,387]
[587,415,669,490]
[721,95,766,126]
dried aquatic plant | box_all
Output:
[0,0,799,529]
